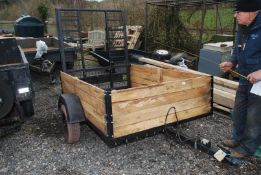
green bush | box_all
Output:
[37,1,49,23]
[37,1,50,33]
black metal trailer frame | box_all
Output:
[0,38,34,137]
[56,8,214,145]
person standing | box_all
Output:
[220,0,261,158]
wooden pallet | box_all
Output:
[113,25,143,49]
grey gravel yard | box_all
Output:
[1,73,261,175]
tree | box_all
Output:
[37,1,50,33]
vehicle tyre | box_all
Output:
[0,81,14,119]
[60,104,80,144]
[153,50,171,60]
[21,100,34,117]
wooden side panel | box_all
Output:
[213,76,238,110]
[112,86,210,117]
[214,76,239,90]
[135,56,209,76]
[214,84,236,95]
[76,79,105,100]
[161,69,198,82]
[213,88,235,109]
[130,64,161,86]
[114,105,211,138]
[60,71,77,94]
[74,79,107,134]
[113,95,210,128]
[112,69,211,138]
[112,76,211,103]
[60,72,107,134]
[130,65,199,86]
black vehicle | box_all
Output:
[0,38,34,136]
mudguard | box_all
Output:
[58,93,85,123]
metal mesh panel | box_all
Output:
[56,8,129,90]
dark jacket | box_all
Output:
[232,11,261,85]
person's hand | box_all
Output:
[247,70,261,84]
[219,61,233,72]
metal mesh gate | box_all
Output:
[56,8,130,90]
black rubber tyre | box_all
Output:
[0,81,14,119]
[21,100,34,117]
[60,104,80,144]
[153,50,171,60]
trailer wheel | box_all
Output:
[21,100,34,117]
[0,81,14,119]
[60,104,80,144]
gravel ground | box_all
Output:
[1,72,261,175]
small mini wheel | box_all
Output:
[153,49,171,60]
[60,104,80,144]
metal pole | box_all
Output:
[215,4,218,34]
[199,0,207,49]
[145,1,148,52]
[55,9,67,72]
[76,10,87,79]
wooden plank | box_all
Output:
[131,64,159,74]
[62,81,75,94]
[156,67,163,83]
[113,95,210,128]
[76,78,105,100]
[214,76,239,90]
[114,105,211,138]
[81,101,107,134]
[135,56,209,76]
[161,69,198,82]
[213,103,233,113]
[131,82,144,88]
[111,76,211,103]
[131,69,159,80]
[213,88,235,109]
[131,69,159,82]
[131,73,158,86]
[130,65,162,85]
[214,84,236,95]
[75,87,105,116]
[60,71,77,93]
[161,76,181,82]
[112,86,210,116]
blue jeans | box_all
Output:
[231,84,261,155]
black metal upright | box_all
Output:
[55,9,67,72]
[104,10,130,89]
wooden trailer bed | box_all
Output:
[61,64,212,141]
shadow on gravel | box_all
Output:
[28,114,65,139]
